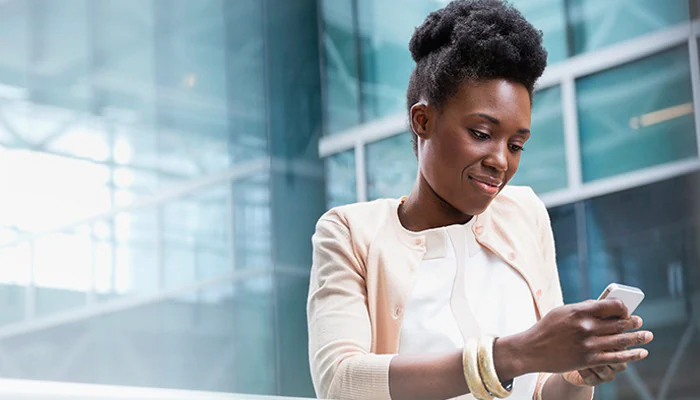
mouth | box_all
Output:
[468,175,502,196]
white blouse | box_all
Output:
[398,218,539,400]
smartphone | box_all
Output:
[598,283,645,314]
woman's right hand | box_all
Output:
[510,299,653,374]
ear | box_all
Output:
[410,101,432,142]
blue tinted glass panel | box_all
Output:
[578,46,696,182]
[366,132,416,200]
[568,0,690,55]
[509,85,567,194]
[322,0,362,134]
[326,149,357,207]
[548,204,587,304]
[582,172,700,397]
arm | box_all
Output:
[307,216,394,399]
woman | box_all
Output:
[307,1,653,399]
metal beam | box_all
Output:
[539,158,700,208]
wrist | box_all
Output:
[492,333,533,380]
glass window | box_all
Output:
[577,45,696,182]
[567,0,690,55]
[0,243,30,326]
[0,278,277,394]
[325,0,571,125]
[549,204,588,304]
[164,184,231,288]
[356,0,442,120]
[326,149,357,207]
[322,0,361,134]
[582,172,700,397]
[511,0,568,63]
[509,85,567,194]
[366,132,416,200]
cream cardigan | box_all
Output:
[307,186,565,399]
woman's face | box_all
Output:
[412,78,532,216]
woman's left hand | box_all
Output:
[562,364,628,387]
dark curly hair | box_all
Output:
[407,0,547,153]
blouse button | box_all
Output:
[536,289,543,299]
[414,238,423,246]
[475,225,484,235]
[508,251,516,261]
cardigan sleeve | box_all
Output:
[307,215,395,400]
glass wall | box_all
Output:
[321,0,690,133]
[320,1,700,399]
[549,172,700,399]
[0,0,323,397]
[578,45,696,182]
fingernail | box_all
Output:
[644,332,653,341]
[639,349,649,358]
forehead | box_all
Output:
[443,79,532,122]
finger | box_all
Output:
[591,348,649,366]
[578,369,602,386]
[588,299,630,319]
[593,331,654,351]
[595,316,639,335]
[631,316,644,329]
[591,365,615,382]
[608,363,627,373]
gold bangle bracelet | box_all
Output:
[478,336,512,398]
[463,338,494,400]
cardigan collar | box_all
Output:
[389,196,545,315]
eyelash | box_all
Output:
[469,129,526,152]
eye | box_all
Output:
[509,144,525,152]
[469,129,490,140]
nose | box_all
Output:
[482,142,508,172]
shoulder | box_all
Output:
[488,185,549,234]
[315,198,400,240]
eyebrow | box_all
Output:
[468,113,530,134]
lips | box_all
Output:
[468,175,502,196]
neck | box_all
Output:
[398,173,473,232]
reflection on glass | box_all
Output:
[567,0,690,55]
[164,185,230,288]
[549,204,587,303]
[581,172,700,398]
[356,0,442,120]
[113,209,160,296]
[0,243,30,326]
[366,132,416,200]
[577,45,696,182]
[322,0,361,134]
[509,85,567,194]
[322,0,571,127]
[511,0,568,63]
[0,278,277,394]
[326,150,357,207]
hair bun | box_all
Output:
[409,0,508,63]
[408,10,454,63]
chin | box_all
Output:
[460,193,498,216]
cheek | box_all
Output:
[505,154,521,181]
